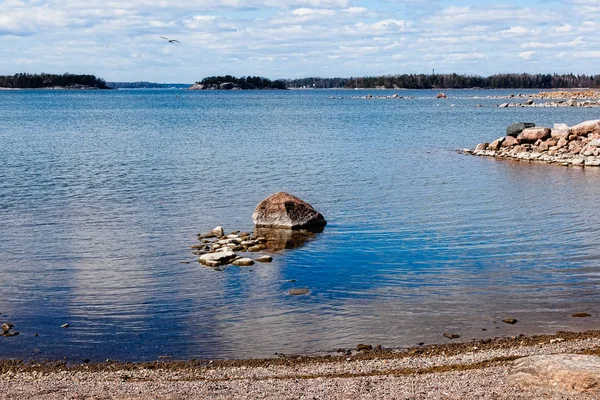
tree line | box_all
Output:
[0,73,108,89]
[197,75,287,90]
[286,73,600,89]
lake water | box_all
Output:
[1,88,600,362]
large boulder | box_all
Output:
[507,122,535,137]
[252,192,327,230]
[511,354,600,394]
[571,120,600,136]
[517,127,551,143]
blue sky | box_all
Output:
[0,0,598,82]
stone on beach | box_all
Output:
[252,192,326,229]
[511,354,600,394]
[506,122,535,137]
[256,255,273,263]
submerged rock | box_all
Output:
[288,288,310,296]
[256,255,273,263]
[572,313,592,318]
[252,192,326,229]
[443,333,460,339]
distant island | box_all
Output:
[189,75,287,90]
[285,73,600,90]
[0,73,109,89]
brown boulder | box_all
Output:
[475,143,489,151]
[502,136,519,147]
[517,127,551,143]
[511,354,600,394]
[571,120,600,136]
[488,137,505,151]
[252,192,327,230]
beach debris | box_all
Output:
[503,318,518,325]
[288,288,310,296]
[572,313,592,318]
[443,333,460,339]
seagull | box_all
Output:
[160,36,180,44]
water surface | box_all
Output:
[1,89,600,361]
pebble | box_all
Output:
[443,333,460,339]
[255,255,273,263]
[356,344,372,351]
[61,323,69,328]
[502,319,518,325]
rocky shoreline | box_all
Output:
[2,330,600,398]
[464,120,600,167]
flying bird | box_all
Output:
[160,36,180,44]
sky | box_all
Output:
[0,0,599,82]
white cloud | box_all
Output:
[519,51,535,60]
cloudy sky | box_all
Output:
[0,0,598,82]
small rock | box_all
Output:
[503,318,518,325]
[443,333,460,339]
[356,344,372,351]
[256,255,273,263]
[232,258,254,267]
[61,323,69,328]
[248,245,262,252]
[3,331,19,337]
[572,313,592,318]
[289,288,310,296]
[1,323,14,332]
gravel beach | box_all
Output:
[2,331,600,399]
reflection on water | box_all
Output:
[255,227,322,251]
[1,89,600,362]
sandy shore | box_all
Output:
[1,331,600,399]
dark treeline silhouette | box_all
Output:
[286,73,600,89]
[197,75,287,90]
[0,73,108,89]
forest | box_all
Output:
[0,73,108,89]
[196,75,287,90]
[286,73,600,89]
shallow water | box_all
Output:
[1,88,600,361]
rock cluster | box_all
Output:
[195,227,273,268]
[189,82,241,90]
[465,120,600,167]
[475,90,600,100]
[350,94,416,100]
[497,99,600,108]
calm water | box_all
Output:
[1,88,600,362]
